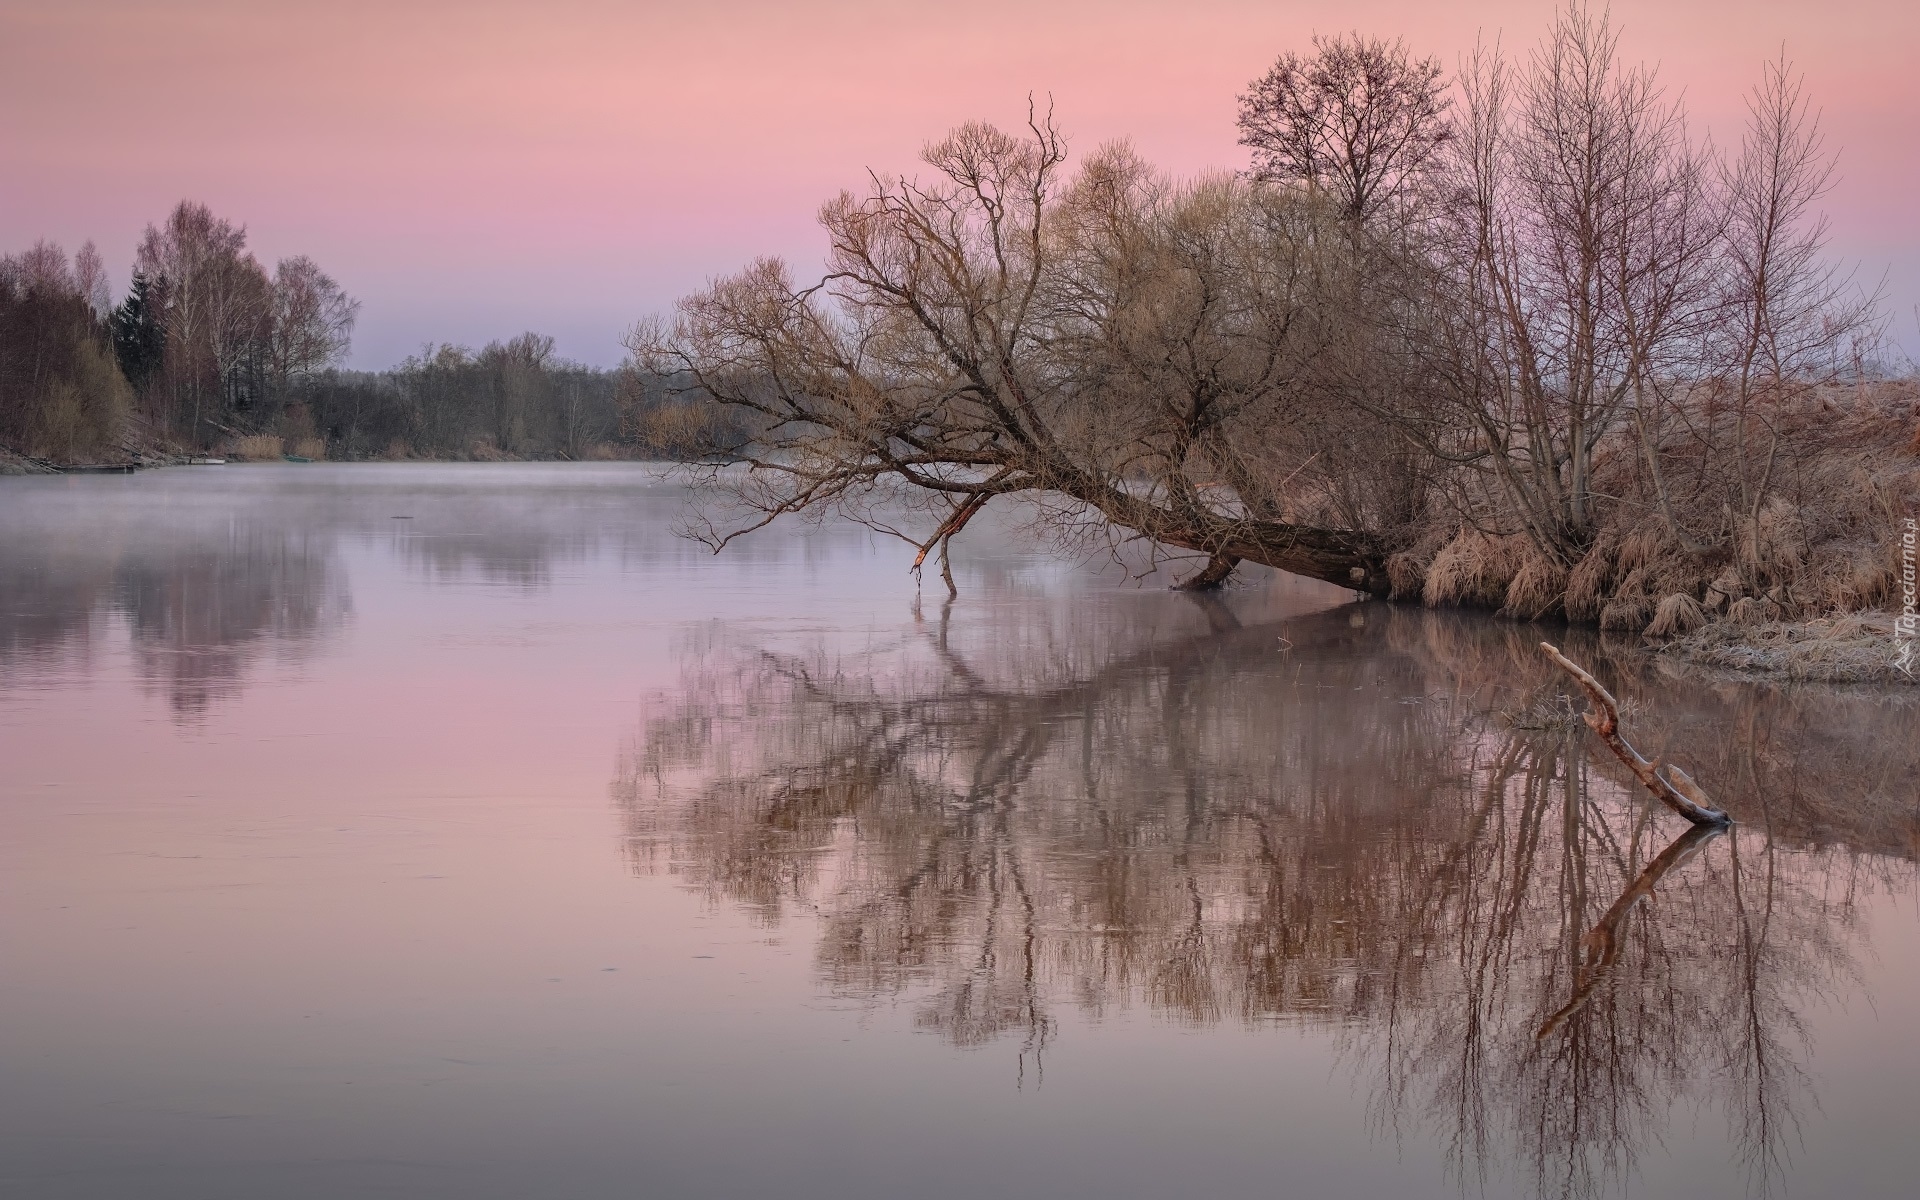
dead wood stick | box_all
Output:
[912,492,991,574]
[1539,642,1730,826]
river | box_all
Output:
[2,463,1916,1199]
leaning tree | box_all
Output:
[631,117,1412,593]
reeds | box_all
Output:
[228,434,283,460]
[1402,380,1920,642]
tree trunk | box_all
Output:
[1174,553,1240,590]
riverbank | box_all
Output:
[7,450,1913,686]
[0,434,672,474]
[1654,612,1914,684]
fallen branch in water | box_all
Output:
[1536,821,1725,1037]
[1539,642,1731,826]
[912,492,993,597]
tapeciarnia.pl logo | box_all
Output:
[1897,516,1917,677]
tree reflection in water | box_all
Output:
[0,503,348,715]
[616,600,1917,1197]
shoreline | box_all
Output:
[7,452,1912,686]
[1652,613,1914,685]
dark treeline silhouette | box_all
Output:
[2,204,366,460]
[0,242,130,461]
[285,339,750,462]
[1,203,747,465]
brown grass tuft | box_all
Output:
[1742,498,1808,588]
[1563,535,1617,623]
[1644,593,1708,639]
[229,434,283,461]
[1724,596,1781,626]
[1599,593,1656,632]
[1423,529,1528,610]
[1499,545,1567,620]
[1386,552,1427,602]
[1703,568,1743,612]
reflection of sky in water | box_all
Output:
[0,464,1916,1200]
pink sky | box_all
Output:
[3,0,1915,367]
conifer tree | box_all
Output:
[110,272,166,396]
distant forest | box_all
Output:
[0,203,741,464]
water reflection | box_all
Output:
[0,490,349,715]
[0,466,696,713]
[617,601,1917,1198]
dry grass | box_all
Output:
[1424,529,1528,610]
[1659,613,1914,683]
[1408,382,1920,639]
[1384,525,1450,603]
[1644,593,1708,639]
[1724,596,1781,626]
[1386,552,1428,602]
[289,437,326,461]
[1500,544,1568,620]
[229,434,283,461]
[1563,533,1617,623]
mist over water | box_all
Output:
[2,465,1916,1199]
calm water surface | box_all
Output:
[2,464,1917,1199]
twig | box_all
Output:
[1539,642,1731,826]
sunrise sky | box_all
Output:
[3,0,1915,367]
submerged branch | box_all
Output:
[1540,642,1731,826]
[912,491,992,576]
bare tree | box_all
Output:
[480,332,555,455]
[633,5,1898,622]
[0,242,131,459]
[72,241,112,318]
[135,202,271,445]
[267,255,359,387]
[1237,33,1452,225]
[634,117,1392,592]
[1422,7,1722,563]
[1712,53,1883,577]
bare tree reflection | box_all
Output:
[0,498,349,715]
[616,603,1915,1198]
[115,528,347,714]
[0,467,713,714]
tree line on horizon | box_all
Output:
[0,204,732,464]
[0,202,359,460]
[640,4,1919,632]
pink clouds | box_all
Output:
[3,0,1914,366]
